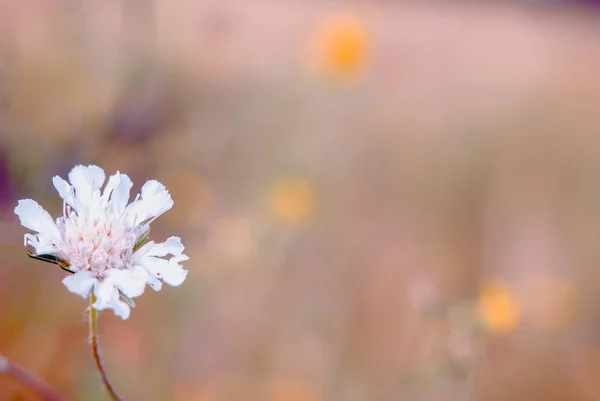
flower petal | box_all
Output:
[140,257,188,287]
[133,236,188,287]
[111,299,131,320]
[68,165,106,210]
[146,275,163,291]
[140,180,173,216]
[111,173,133,214]
[92,280,132,319]
[92,283,131,320]
[137,236,184,258]
[100,173,120,207]
[62,271,96,298]
[69,165,106,190]
[52,176,77,210]
[93,277,117,304]
[24,233,57,255]
[105,266,148,298]
[125,180,173,225]
[14,199,61,240]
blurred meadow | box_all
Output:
[3,0,600,400]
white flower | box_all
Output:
[14,165,188,320]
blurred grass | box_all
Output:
[2,1,600,400]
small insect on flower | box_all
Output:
[14,165,189,320]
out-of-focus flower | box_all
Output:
[476,281,520,335]
[14,165,188,319]
[307,12,369,83]
[268,176,317,224]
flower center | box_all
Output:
[58,209,136,274]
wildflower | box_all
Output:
[14,165,188,319]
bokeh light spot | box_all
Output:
[476,281,520,335]
[306,12,369,84]
[269,176,317,224]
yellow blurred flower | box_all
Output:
[269,176,317,224]
[476,281,520,335]
[307,12,369,83]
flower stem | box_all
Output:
[0,354,66,401]
[89,294,124,401]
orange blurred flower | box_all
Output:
[476,281,520,335]
[269,176,317,224]
[307,12,369,84]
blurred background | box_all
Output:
[2,0,600,400]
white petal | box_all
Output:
[111,174,133,214]
[100,173,120,207]
[111,300,131,320]
[137,236,184,258]
[25,233,57,255]
[62,271,96,298]
[140,180,173,215]
[93,278,117,305]
[125,180,173,225]
[105,266,148,298]
[146,275,163,291]
[52,176,77,210]
[69,165,106,190]
[87,189,103,218]
[133,236,188,287]
[14,199,61,239]
[92,284,131,320]
[140,257,188,287]
[172,254,190,264]
[68,165,106,209]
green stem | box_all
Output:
[0,354,66,401]
[89,294,124,401]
